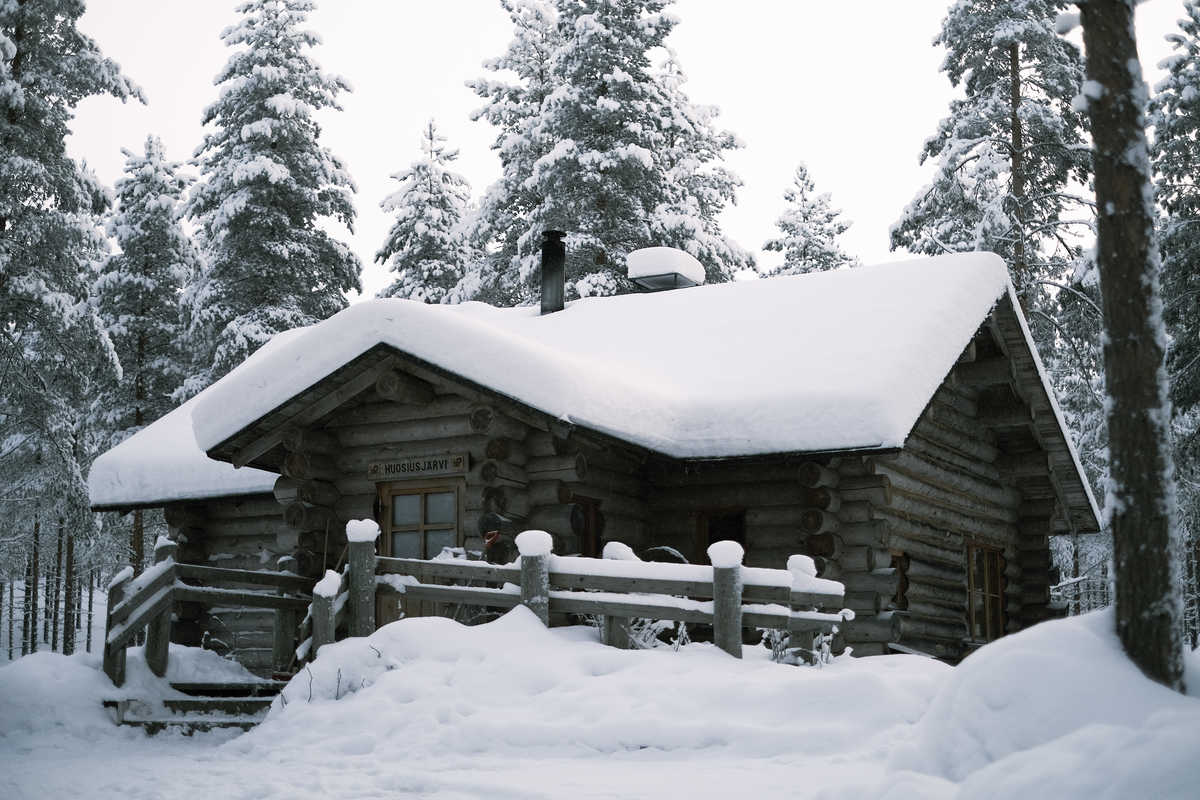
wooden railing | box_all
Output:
[298,526,849,662]
[103,538,311,687]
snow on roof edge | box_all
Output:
[1001,283,1102,531]
[88,393,278,510]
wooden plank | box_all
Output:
[402,583,522,609]
[745,609,846,633]
[232,429,285,469]
[174,585,311,610]
[107,562,177,627]
[106,585,175,650]
[177,564,312,592]
[375,556,520,584]
[548,592,713,624]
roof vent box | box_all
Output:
[627,247,706,291]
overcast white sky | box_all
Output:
[70,0,1184,299]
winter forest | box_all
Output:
[2,0,1200,795]
[1,0,1195,662]
[2,0,1200,711]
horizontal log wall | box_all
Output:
[645,460,827,569]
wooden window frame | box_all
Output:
[378,479,465,560]
[967,543,1005,642]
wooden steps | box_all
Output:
[103,679,287,734]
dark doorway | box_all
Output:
[696,510,745,563]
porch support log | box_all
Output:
[144,539,177,678]
[102,571,132,687]
[272,556,299,672]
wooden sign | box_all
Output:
[367,452,468,482]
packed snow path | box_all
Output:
[2,608,1198,799]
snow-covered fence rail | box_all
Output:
[102,538,311,687]
[369,530,850,659]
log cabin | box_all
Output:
[88,242,1100,671]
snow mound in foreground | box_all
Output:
[886,607,1200,796]
[0,644,264,742]
[0,652,119,741]
[240,606,945,761]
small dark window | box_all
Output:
[967,544,1004,641]
[594,250,607,265]
[696,510,745,563]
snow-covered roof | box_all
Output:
[194,253,1010,458]
[90,252,1097,527]
[88,386,278,511]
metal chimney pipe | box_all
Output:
[540,230,566,315]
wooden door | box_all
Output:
[375,480,464,627]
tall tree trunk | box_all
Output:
[132,509,144,574]
[62,532,75,655]
[21,557,31,656]
[42,561,49,644]
[30,515,39,653]
[7,580,13,660]
[86,569,95,654]
[51,518,63,651]
[1072,534,1081,614]
[1078,0,1185,692]
[131,334,146,573]
[1008,42,1028,297]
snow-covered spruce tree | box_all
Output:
[1076,0,1185,692]
[1151,2,1200,427]
[891,0,1091,295]
[649,52,753,280]
[0,2,141,587]
[182,0,360,397]
[1148,0,1200,645]
[376,121,471,303]
[463,0,561,305]
[525,0,668,298]
[472,0,748,300]
[762,163,857,275]
[94,136,196,570]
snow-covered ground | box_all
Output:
[2,608,1198,799]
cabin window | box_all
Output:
[380,482,462,560]
[967,544,1004,641]
[696,510,745,563]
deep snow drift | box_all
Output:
[1,608,1197,799]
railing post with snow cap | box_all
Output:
[346,520,380,637]
[516,530,552,625]
[144,537,178,677]
[273,555,299,671]
[600,542,635,649]
[788,554,819,665]
[102,567,133,686]
[709,540,744,659]
[311,569,340,655]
